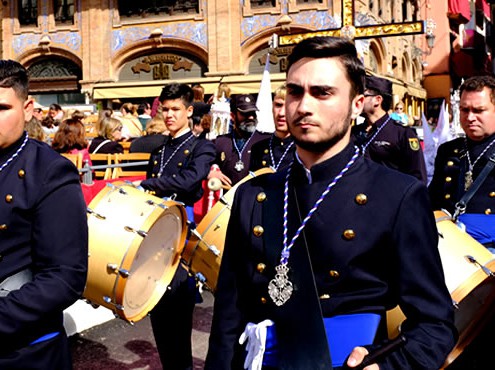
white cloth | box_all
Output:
[239,319,274,370]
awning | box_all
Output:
[92,73,288,100]
[448,0,471,24]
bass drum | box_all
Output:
[387,210,495,367]
[182,167,274,292]
[85,183,187,322]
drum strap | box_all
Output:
[261,173,333,370]
[455,151,495,220]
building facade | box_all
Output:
[1,0,430,117]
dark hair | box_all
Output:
[159,83,194,107]
[49,103,62,111]
[51,118,88,152]
[0,60,29,101]
[137,101,150,115]
[460,75,495,105]
[287,36,365,97]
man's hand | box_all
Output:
[345,347,379,370]
[208,169,232,188]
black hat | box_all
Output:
[365,75,392,97]
[232,94,258,113]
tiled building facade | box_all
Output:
[2,0,430,117]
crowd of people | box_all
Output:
[1,34,495,369]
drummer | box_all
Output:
[429,75,495,251]
[208,94,270,187]
[249,84,296,172]
[134,82,216,370]
[205,36,457,370]
[0,60,88,368]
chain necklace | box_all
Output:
[464,136,495,190]
[0,132,28,174]
[268,146,360,306]
[360,117,391,155]
[269,135,294,172]
[157,133,194,177]
[232,131,255,172]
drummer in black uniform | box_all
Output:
[205,36,456,370]
[135,83,216,370]
[429,75,495,251]
[0,60,88,369]
[209,94,270,187]
[352,75,427,183]
[250,84,295,172]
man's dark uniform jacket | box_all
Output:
[139,130,215,369]
[249,135,295,172]
[214,130,270,185]
[206,143,456,370]
[428,134,495,216]
[140,131,216,206]
[352,114,427,183]
[0,133,88,366]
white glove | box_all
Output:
[239,319,275,370]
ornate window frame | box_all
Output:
[242,0,281,17]
[112,0,205,27]
[288,0,330,14]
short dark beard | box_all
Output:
[293,127,348,153]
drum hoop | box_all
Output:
[87,183,187,321]
[450,259,495,304]
[113,203,184,318]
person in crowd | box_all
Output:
[48,103,64,125]
[191,83,211,136]
[40,115,58,141]
[88,115,124,154]
[119,102,143,140]
[389,101,409,126]
[129,113,168,154]
[0,59,87,369]
[51,118,92,167]
[137,101,152,131]
[429,75,495,250]
[209,94,270,187]
[24,116,45,142]
[250,84,295,172]
[134,83,216,370]
[352,75,427,183]
[205,36,456,370]
[32,102,44,121]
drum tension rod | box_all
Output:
[103,296,124,311]
[107,263,130,278]
[124,226,148,238]
[86,208,106,220]
[465,255,495,277]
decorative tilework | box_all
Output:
[112,23,207,54]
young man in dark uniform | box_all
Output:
[250,84,295,172]
[0,60,88,369]
[209,94,270,187]
[352,75,427,183]
[135,83,215,370]
[429,75,495,250]
[206,37,456,370]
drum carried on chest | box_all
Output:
[387,210,495,367]
[85,183,187,322]
[182,167,274,292]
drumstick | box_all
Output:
[343,334,407,369]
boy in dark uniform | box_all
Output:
[429,75,495,250]
[352,75,427,183]
[0,60,88,368]
[250,84,295,172]
[209,94,270,187]
[206,37,456,370]
[135,83,215,370]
